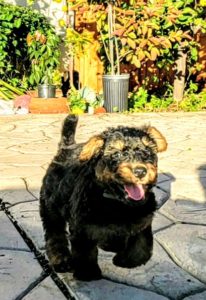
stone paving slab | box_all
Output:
[159,198,206,224]
[60,275,169,300]
[0,249,43,300]
[0,211,28,250]
[155,224,206,283]
[1,113,206,299]
[8,200,44,250]
[183,291,206,300]
[0,207,46,300]
[98,243,205,300]
[23,277,67,300]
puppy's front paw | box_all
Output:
[113,253,150,269]
[73,264,102,281]
[49,252,73,273]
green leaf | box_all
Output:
[14,18,21,28]
[12,40,18,47]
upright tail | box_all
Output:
[59,114,78,148]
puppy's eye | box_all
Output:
[112,151,122,159]
[123,150,129,157]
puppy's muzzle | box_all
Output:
[133,166,147,179]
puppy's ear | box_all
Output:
[79,135,104,161]
[147,126,167,152]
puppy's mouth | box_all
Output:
[124,184,145,201]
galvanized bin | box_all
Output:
[38,84,56,98]
[102,74,130,112]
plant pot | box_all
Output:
[102,74,130,112]
[38,84,56,98]
[29,97,69,114]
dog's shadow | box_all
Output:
[154,172,175,209]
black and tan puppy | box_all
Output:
[40,114,167,281]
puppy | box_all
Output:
[40,114,167,281]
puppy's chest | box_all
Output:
[86,200,153,234]
[86,213,153,249]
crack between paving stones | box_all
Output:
[0,246,31,252]
[4,199,38,209]
[22,177,39,200]
[178,288,206,300]
[155,238,206,287]
[0,199,77,300]
[158,210,180,223]
[153,222,176,234]
[181,221,206,227]
[156,210,206,229]
[15,273,48,300]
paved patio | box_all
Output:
[0,112,206,300]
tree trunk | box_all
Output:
[173,47,187,103]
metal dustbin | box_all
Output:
[38,84,56,98]
[102,74,130,112]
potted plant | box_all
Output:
[27,29,61,98]
[96,2,130,112]
[37,69,57,98]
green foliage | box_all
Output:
[27,30,60,86]
[0,79,24,100]
[68,87,103,113]
[68,88,87,114]
[128,87,173,112]
[0,0,60,88]
[179,91,206,111]
[128,87,148,111]
[76,0,206,93]
[146,95,173,111]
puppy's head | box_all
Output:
[79,125,167,203]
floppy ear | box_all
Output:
[147,126,167,152]
[79,135,104,161]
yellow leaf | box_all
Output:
[147,28,152,38]
[26,33,33,46]
[128,32,136,39]
[150,47,159,61]
[200,0,206,6]
[144,51,151,59]
[138,49,146,61]
[132,56,141,68]
[142,26,148,36]
[139,39,147,48]
[126,53,133,62]
[127,38,136,49]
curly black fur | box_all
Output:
[40,114,167,281]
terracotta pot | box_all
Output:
[27,90,38,98]
[29,97,69,114]
[94,107,107,114]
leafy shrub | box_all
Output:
[179,91,206,111]
[128,87,173,112]
[0,0,60,88]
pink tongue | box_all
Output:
[124,184,145,201]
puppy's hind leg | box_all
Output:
[40,194,73,273]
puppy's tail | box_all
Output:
[59,114,78,147]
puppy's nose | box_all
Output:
[133,167,147,178]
